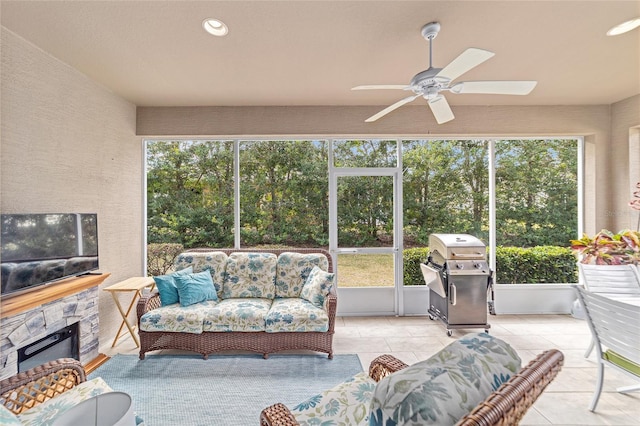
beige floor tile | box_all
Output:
[543,333,593,350]
[520,407,553,425]
[333,336,391,353]
[532,392,638,425]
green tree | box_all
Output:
[146,140,234,247]
[239,140,328,246]
[495,139,577,247]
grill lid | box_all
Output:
[429,233,486,261]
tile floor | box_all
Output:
[104,314,640,425]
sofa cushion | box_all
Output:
[300,266,334,309]
[275,252,330,298]
[203,298,273,332]
[154,266,193,306]
[369,332,522,426]
[174,251,228,297]
[140,300,216,334]
[16,377,113,426]
[222,253,277,299]
[175,271,218,307]
[265,298,330,332]
[291,371,375,426]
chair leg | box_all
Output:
[584,339,594,358]
[617,384,640,394]
[589,361,605,411]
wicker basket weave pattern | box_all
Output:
[0,358,86,415]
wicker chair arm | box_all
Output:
[137,291,162,323]
[455,349,564,426]
[0,358,86,415]
[368,354,410,382]
[260,402,300,426]
[326,293,337,333]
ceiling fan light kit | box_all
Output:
[353,21,538,124]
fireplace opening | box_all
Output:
[17,323,79,372]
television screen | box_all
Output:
[1,213,99,298]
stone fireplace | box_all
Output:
[0,285,100,380]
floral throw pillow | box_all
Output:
[300,266,334,309]
[369,332,521,426]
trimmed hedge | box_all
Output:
[403,246,577,286]
[403,247,431,286]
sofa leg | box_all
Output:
[139,353,145,360]
[328,353,333,360]
[263,353,269,359]
[203,354,209,360]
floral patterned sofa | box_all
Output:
[137,248,336,360]
[261,333,565,426]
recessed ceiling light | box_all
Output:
[202,18,228,37]
[606,17,640,36]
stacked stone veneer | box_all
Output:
[0,286,99,380]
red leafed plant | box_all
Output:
[570,229,640,265]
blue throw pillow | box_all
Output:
[174,271,218,307]
[154,266,193,306]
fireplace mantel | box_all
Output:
[1,273,110,319]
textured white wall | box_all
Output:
[1,27,142,350]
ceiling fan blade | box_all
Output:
[365,94,420,122]
[352,85,409,90]
[428,96,455,124]
[450,80,537,95]
[436,48,495,82]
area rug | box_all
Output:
[88,353,363,426]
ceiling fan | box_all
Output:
[352,22,537,124]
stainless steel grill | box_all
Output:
[421,233,493,336]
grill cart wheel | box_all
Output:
[429,314,435,321]
[446,330,453,337]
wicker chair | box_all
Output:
[0,358,86,416]
[0,358,138,425]
[261,349,564,426]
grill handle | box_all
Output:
[451,252,485,259]
[449,283,457,306]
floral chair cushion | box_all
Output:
[16,377,113,426]
[300,266,335,309]
[291,371,376,426]
[369,332,522,426]
[275,252,330,298]
[174,251,228,298]
[140,300,217,334]
[0,404,21,426]
[202,298,273,332]
[265,298,329,332]
[222,253,277,299]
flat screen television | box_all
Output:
[1,213,99,298]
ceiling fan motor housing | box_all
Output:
[410,68,448,98]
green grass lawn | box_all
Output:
[337,254,394,287]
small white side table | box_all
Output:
[103,277,155,348]
[53,391,135,426]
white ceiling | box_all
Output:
[2,1,639,109]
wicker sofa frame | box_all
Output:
[0,358,86,415]
[137,248,336,360]
[260,349,565,426]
